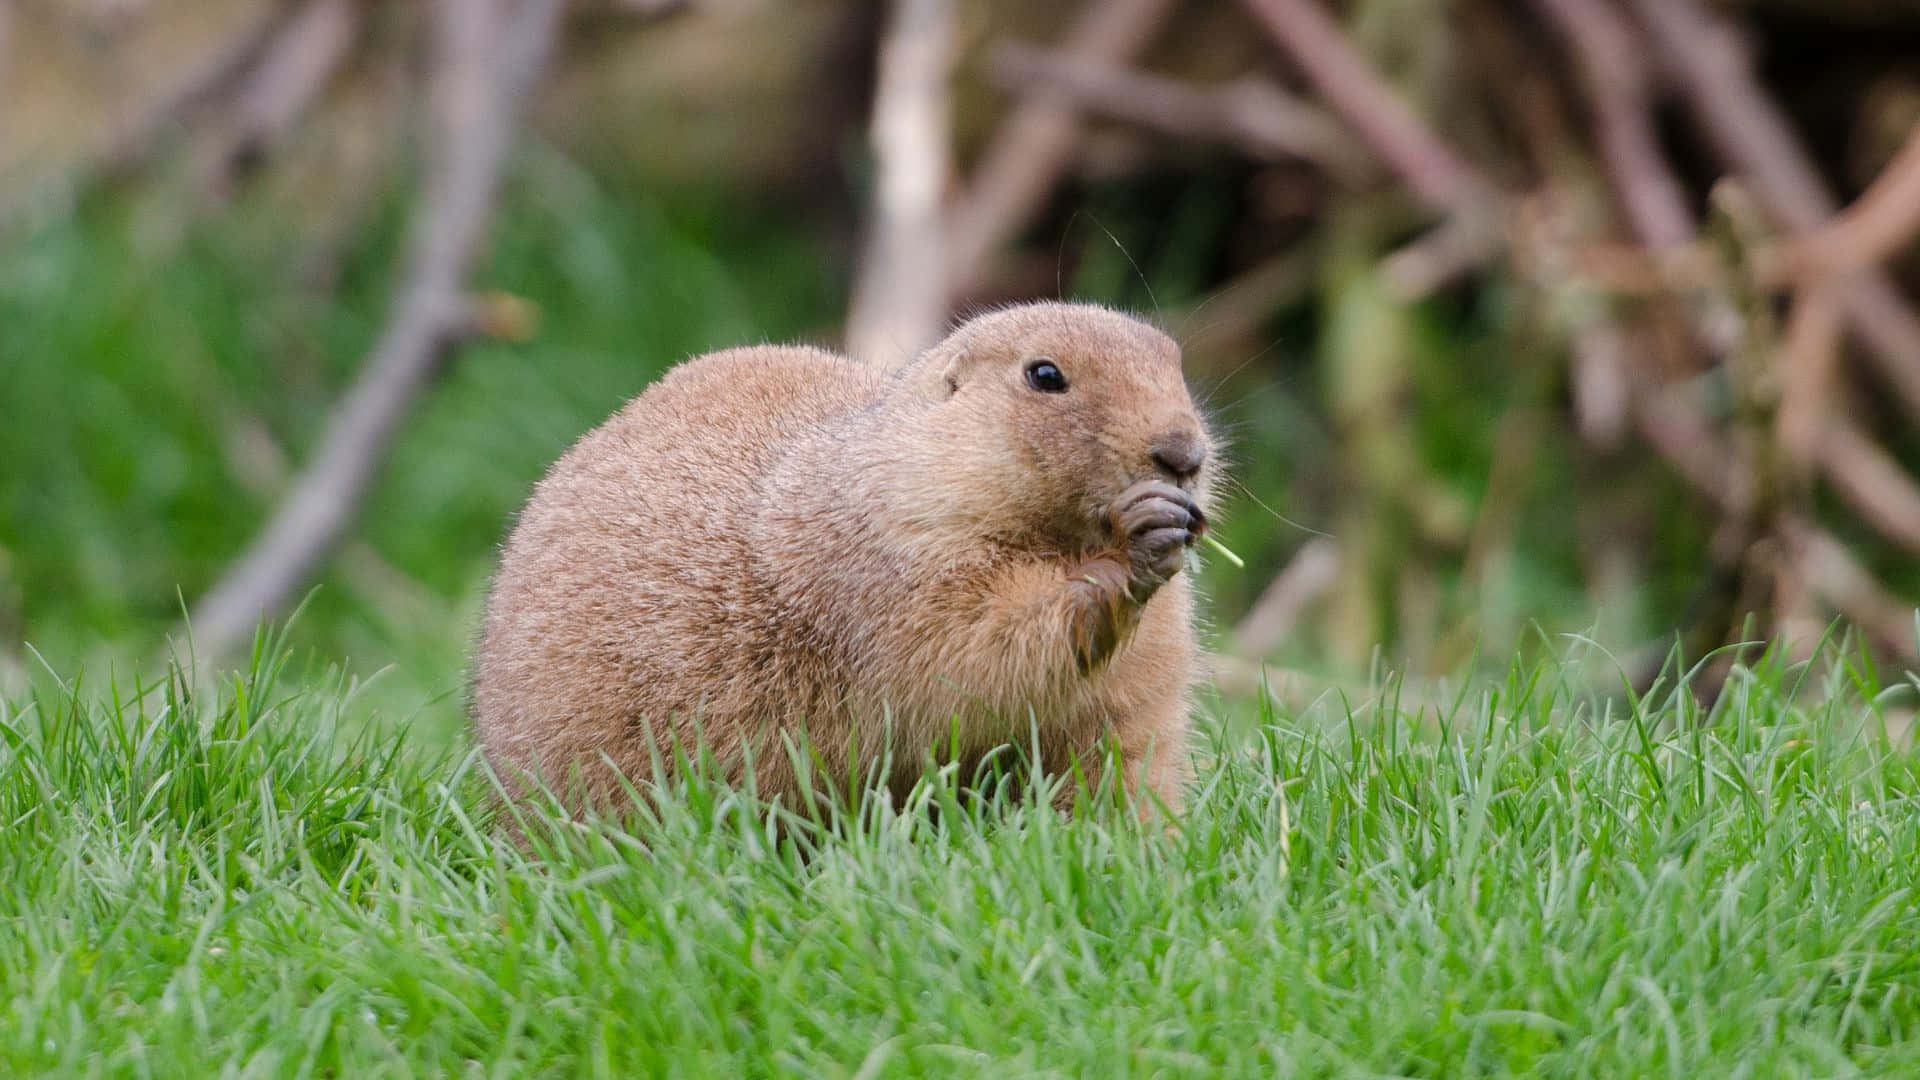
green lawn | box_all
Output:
[5,636,1918,1077]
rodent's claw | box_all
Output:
[1111,480,1202,535]
[1107,478,1203,601]
[1137,526,1192,558]
[1117,496,1195,537]
[1115,479,1193,511]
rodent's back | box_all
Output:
[474,345,881,794]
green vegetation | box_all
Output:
[5,130,1917,1080]
[5,635,1917,1075]
[0,177,839,733]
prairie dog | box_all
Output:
[475,302,1218,815]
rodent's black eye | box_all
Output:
[1024,359,1069,393]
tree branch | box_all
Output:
[1530,0,1695,250]
[1231,537,1340,659]
[945,0,1177,298]
[1238,0,1490,215]
[1629,0,1920,418]
[187,0,566,660]
[1237,0,1502,298]
[196,0,362,195]
[1780,518,1920,661]
[844,0,956,368]
[1817,418,1920,553]
[985,42,1367,180]
[1782,123,1920,281]
[101,0,298,174]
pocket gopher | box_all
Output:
[474,302,1218,817]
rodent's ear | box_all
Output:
[936,353,966,398]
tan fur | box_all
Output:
[474,302,1219,818]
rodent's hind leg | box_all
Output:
[1116,714,1195,821]
[1045,708,1193,822]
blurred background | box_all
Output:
[3,0,1918,737]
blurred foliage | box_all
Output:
[1,157,840,733]
[0,150,1716,739]
[5,0,1919,740]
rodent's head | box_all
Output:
[899,302,1217,548]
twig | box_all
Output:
[1780,518,1920,662]
[1379,212,1498,299]
[945,0,1177,298]
[1563,119,1920,295]
[1779,123,1920,281]
[1536,1,1918,653]
[196,0,362,195]
[0,4,11,130]
[1569,317,1632,449]
[1774,281,1843,469]
[1238,0,1489,214]
[1530,0,1694,250]
[1630,0,1920,418]
[188,0,566,660]
[1237,0,1502,299]
[1231,537,1340,659]
[1817,419,1920,554]
[100,1,298,174]
[1176,247,1318,370]
[1635,389,1745,517]
[985,42,1367,180]
[844,0,956,367]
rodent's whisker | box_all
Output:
[1226,475,1332,539]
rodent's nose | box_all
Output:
[1150,432,1207,484]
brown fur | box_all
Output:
[473,302,1219,817]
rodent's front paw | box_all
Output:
[1108,479,1204,600]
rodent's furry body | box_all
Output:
[475,302,1217,815]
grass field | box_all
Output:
[5,633,1918,1077]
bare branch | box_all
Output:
[1530,0,1695,250]
[1238,0,1491,215]
[1774,282,1843,468]
[844,0,956,368]
[1232,537,1340,659]
[1177,247,1317,368]
[101,1,296,173]
[1817,418,1920,554]
[985,42,1367,180]
[188,0,566,660]
[1781,518,1920,661]
[1783,123,1920,280]
[1558,119,1920,295]
[1237,0,1502,299]
[1630,0,1920,417]
[1379,212,1498,299]
[197,0,362,193]
[0,3,11,123]
[1569,318,1632,449]
[945,0,1177,297]
[1635,390,1746,517]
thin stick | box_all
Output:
[1237,0,1489,215]
[1778,124,1920,281]
[945,0,1177,298]
[1530,0,1695,249]
[1237,0,1501,299]
[985,42,1366,180]
[100,2,292,174]
[1231,537,1339,658]
[187,0,565,660]
[1781,518,1920,662]
[1630,0,1920,418]
[197,0,362,195]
